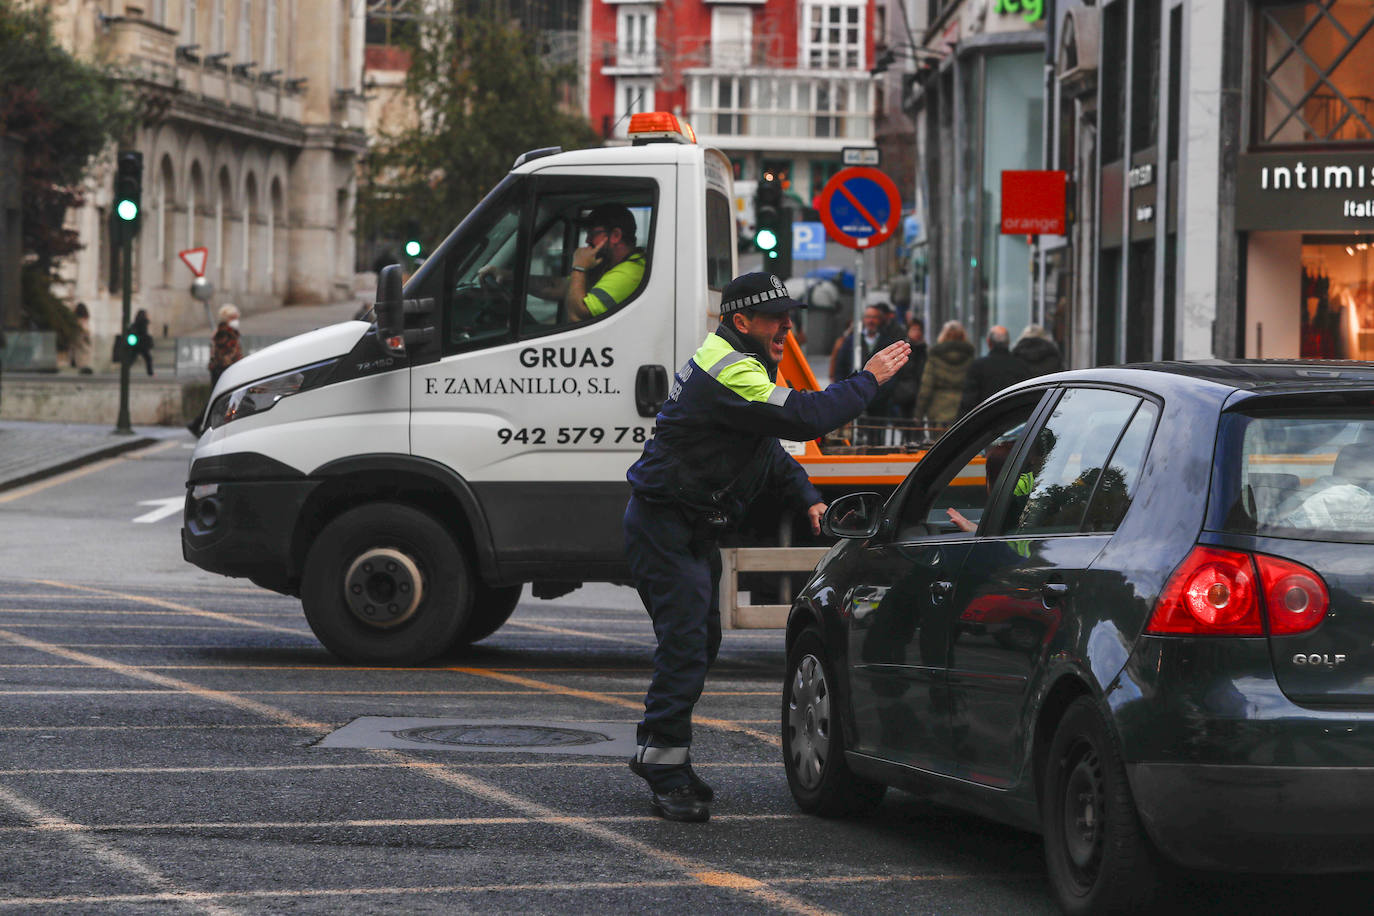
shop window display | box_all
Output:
[1301,238,1374,359]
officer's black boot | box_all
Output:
[629,758,713,802]
[651,785,710,823]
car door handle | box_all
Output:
[635,364,668,417]
[930,580,954,603]
[1041,582,1070,605]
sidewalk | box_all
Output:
[0,420,186,493]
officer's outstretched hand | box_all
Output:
[863,340,911,385]
[807,502,827,535]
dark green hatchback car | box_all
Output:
[782,362,1374,915]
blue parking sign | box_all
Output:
[793,221,826,261]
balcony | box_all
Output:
[600,42,662,76]
[685,69,875,153]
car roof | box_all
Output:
[1028,360,1374,403]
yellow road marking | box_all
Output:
[0,440,181,504]
[0,812,800,833]
[451,666,780,746]
[0,624,816,915]
[26,579,309,636]
[505,619,655,646]
[0,873,1034,909]
[0,783,241,916]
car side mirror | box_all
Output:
[823,491,886,539]
[373,263,436,355]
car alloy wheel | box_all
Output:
[781,629,886,816]
[788,651,831,790]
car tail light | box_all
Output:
[1254,553,1329,635]
[1148,546,1331,636]
[1147,546,1263,635]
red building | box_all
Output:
[584,0,879,215]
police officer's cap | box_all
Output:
[720,272,806,316]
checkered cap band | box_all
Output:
[722,285,790,314]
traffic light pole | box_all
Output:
[113,231,134,435]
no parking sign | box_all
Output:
[817,167,903,250]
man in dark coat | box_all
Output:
[959,325,1033,417]
[834,303,905,439]
[1011,324,1064,377]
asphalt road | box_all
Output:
[1,439,1373,913]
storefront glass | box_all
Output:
[981,52,1043,340]
[1258,0,1374,145]
[1300,236,1374,358]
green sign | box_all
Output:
[996,0,1044,23]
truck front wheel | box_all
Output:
[301,503,472,664]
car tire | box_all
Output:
[782,628,886,816]
[301,502,471,665]
[1042,696,1159,916]
[453,583,522,646]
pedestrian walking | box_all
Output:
[891,317,928,420]
[209,303,244,388]
[959,325,1033,417]
[914,320,974,432]
[1011,323,1064,377]
[127,309,154,376]
[71,303,93,374]
[834,303,904,444]
[623,271,909,822]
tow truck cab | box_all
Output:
[182,113,738,663]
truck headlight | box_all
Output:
[208,359,337,429]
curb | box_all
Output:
[0,435,159,494]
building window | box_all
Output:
[804,1,864,70]
[239,0,253,61]
[615,79,654,138]
[365,0,416,47]
[617,6,656,68]
[711,7,751,68]
[264,0,277,70]
[184,0,197,44]
[1257,0,1374,145]
[212,0,225,52]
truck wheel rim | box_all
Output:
[787,654,830,790]
[343,548,423,629]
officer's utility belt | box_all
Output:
[673,439,768,541]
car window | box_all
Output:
[1215,410,1374,541]
[444,192,523,354]
[518,190,654,337]
[1000,388,1145,536]
[894,399,1040,540]
[1082,400,1158,532]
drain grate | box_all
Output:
[313,717,637,757]
[396,724,612,748]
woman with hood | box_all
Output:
[914,320,975,432]
[1011,324,1063,377]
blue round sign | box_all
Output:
[817,167,903,250]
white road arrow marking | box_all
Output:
[133,497,184,524]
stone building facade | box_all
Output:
[45,0,366,337]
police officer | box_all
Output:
[623,271,910,822]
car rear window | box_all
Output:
[1213,410,1374,541]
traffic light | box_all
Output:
[113,151,143,240]
[755,170,783,263]
[773,207,793,281]
[403,221,423,261]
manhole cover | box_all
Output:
[394,724,612,748]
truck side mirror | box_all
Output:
[374,264,406,354]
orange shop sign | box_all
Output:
[1000,170,1067,235]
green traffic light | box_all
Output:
[126,332,138,346]
[404,240,422,258]
[756,228,778,251]
[116,199,139,222]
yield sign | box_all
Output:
[816,167,903,250]
[179,247,209,278]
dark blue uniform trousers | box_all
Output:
[623,495,722,792]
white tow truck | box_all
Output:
[182,112,922,664]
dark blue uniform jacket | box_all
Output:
[627,323,879,522]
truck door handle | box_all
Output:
[1041,582,1070,605]
[930,580,953,603]
[635,364,668,417]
